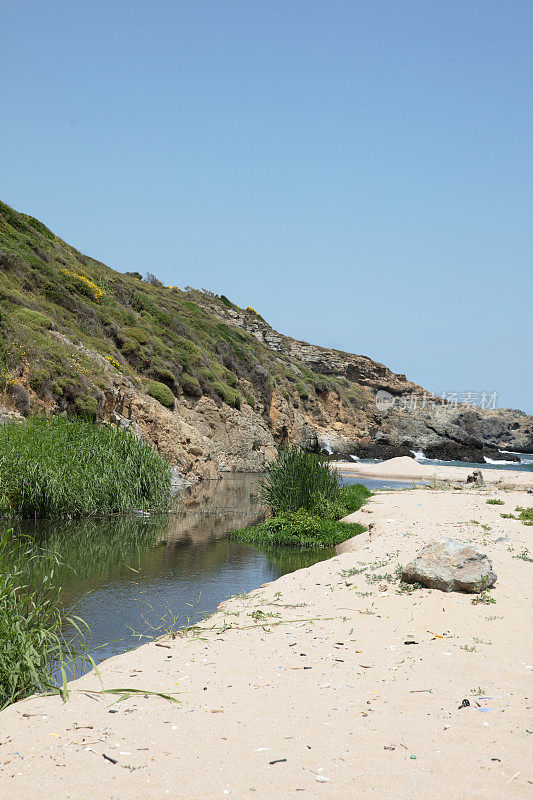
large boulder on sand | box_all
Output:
[401,539,497,593]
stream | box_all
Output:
[9,473,409,676]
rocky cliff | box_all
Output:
[0,199,531,480]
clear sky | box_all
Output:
[2,1,532,412]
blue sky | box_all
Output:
[2,1,532,412]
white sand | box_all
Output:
[1,482,532,799]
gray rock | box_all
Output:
[466,469,484,486]
[401,538,497,593]
[110,411,142,439]
[170,466,191,496]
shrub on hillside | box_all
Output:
[147,380,175,408]
[214,381,241,409]
[74,395,98,419]
[180,372,202,397]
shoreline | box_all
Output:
[0,473,532,798]
[338,455,533,488]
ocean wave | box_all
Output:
[483,457,520,465]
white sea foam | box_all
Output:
[483,457,519,465]
[410,449,426,461]
[319,435,334,455]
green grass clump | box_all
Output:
[516,506,533,525]
[233,510,365,549]
[486,498,504,505]
[180,372,201,396]
[214,381,241,409]
[232,447,371,548]
[0,416,171,518]
[147,380,175,408]
[261,446,357,516]
[12,307,52,329]
[0,530,88,709]
[74,394,98,418]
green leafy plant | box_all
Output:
[471,590,496,605]
[232,510,365,549]
[0,415,171,518]
[486,498,504,505]
[514,548,533,562]
[0,530,92,709]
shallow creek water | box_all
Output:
[11,473,410,675]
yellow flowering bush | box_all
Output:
[62,269,103,302]
[104,355,123,373]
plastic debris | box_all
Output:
[458,699,470,709]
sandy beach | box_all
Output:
[1,476,532,799]
[338,455,533,488]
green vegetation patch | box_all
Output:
[147,380,175,408]
[0,416,171,518]
[233,510,365,549]
[260,446,370,517]
[214,380,241,409]
[0,530,86,709]
[231,447,371,548]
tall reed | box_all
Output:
[0,415,171,518]
[260,446,343,516]
[0,530,90,710]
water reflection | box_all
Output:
[6,475,329,671]
[5,473,410,673]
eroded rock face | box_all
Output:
[401,539,497,593]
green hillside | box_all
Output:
[0,201,340,419]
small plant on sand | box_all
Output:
[470,687,487,695]
[500,508,533,524]
[471,587,496,605]
[515,507,533,525]
[460,644,477,652]
[486,498,504,505]
[396,581,424,594]
[514,548,533,562]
